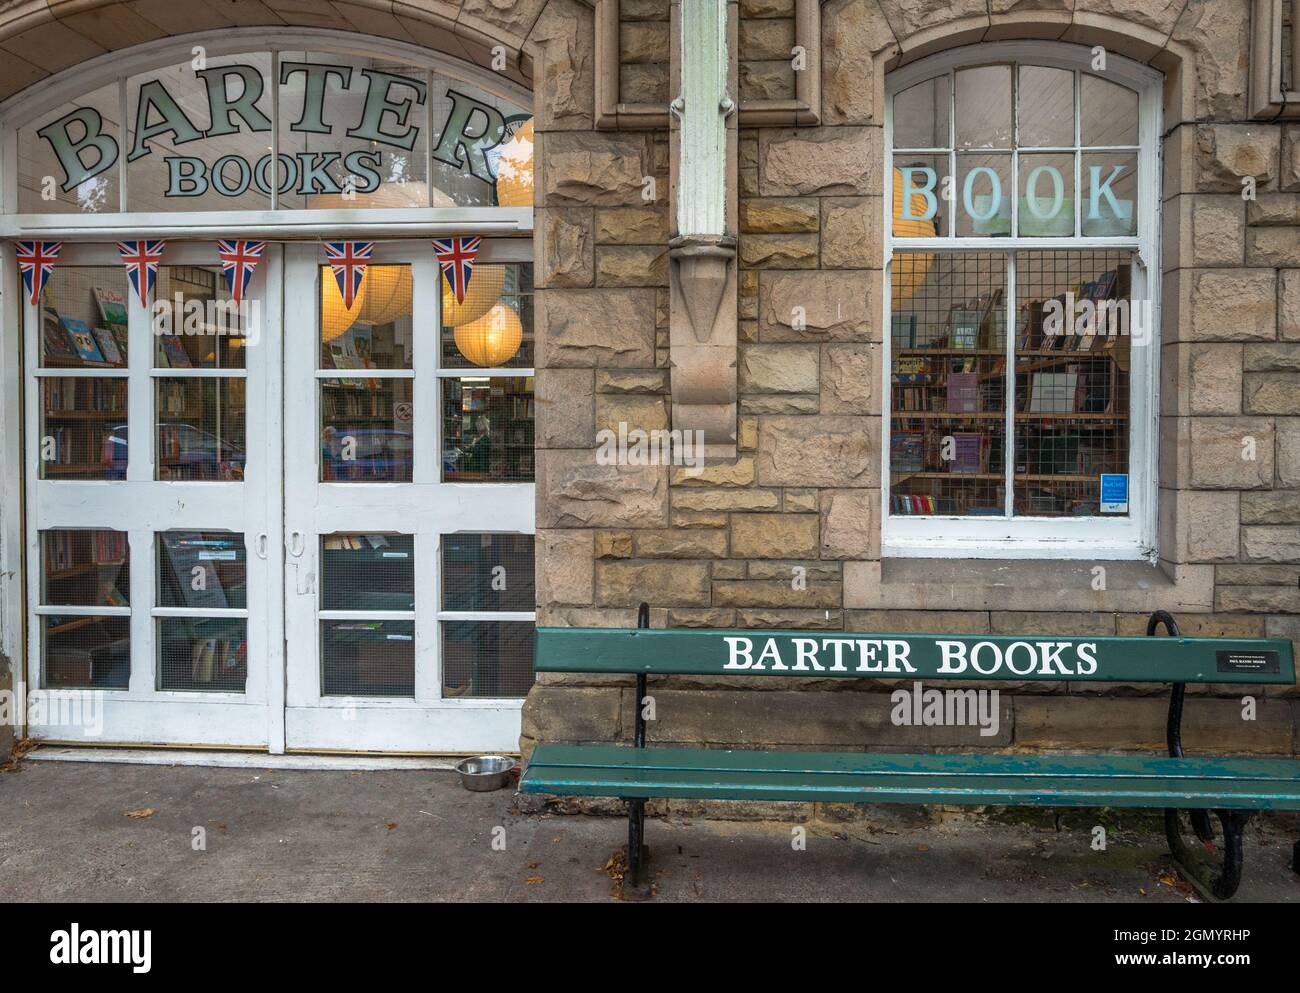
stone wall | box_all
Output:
[526,0,1300,763]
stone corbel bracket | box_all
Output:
[595,0,820,129]
[669,233,738,453]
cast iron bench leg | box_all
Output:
[1165,808,1250,901]
[620,798,653,901]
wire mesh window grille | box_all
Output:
[39,529,130,690]
[156,531,248,692]
[440,533,534,699]
[320,534,415,697]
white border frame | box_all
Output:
[882,41,1162,560]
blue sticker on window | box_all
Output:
[1100,473,1128,513]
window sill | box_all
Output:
[844,558,1215,614]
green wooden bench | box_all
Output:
[522,606,1300,901]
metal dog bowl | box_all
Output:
[454,755,517,792]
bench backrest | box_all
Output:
[535,627,1296,685]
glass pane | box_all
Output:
[126,55,274,212]
[955,153,1011,237]
[321,534,414,611]
[893,76,950,148]
[43,615,130,689]
[893,155,948,239]
[38,267,131,368]
[158,617,247,692]
[1013,251,1132,517]
[440,263,534,369]
[41,530,129,606]
[322,619,414,697]
[1018,153,1075,237]
[320,265,412,370]
[157,531,247,609]
[955,65,1012,149]
[1017,66,1073,148]
[1081,153,1137,237]
[889,253,1007,516]
[442,620,534,698]
[39,377,127,480]
[1081,74,1138,146]
[20,80,122,214]
[277,52,429,210]
[320,377,414,482]
[442,376,534,482]
[441,533,535,611]
[154,266,248,369]
[157,378,246,480]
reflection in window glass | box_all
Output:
[1017,66,1073,147]
[155,266,247,369]
[41,530,129,606]
[43,615,130,689]
[1018,153,1075,237]
[126,55,275,213]
[441,533,535,612]
[893,76,950,149]
[1081,74,1138,146]
[320,378,414,482]
[322,619,414,697]
[955,65,1011,149]
[20,82,123,214]
[40,378,128,480]
[157,377,246,481]
[321,534,414,612]
[442,377,534,482]
[1081,153,1137,237]
[442,620,534,698]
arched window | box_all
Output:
[884,42,1161,559]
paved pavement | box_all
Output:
[2,759,1298,902]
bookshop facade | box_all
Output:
[0,13,547,755]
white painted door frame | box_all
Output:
[281,239,534,754]
[22,241,284,748]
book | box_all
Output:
[1028,371,1078,413]
[41,309,78,363]
[950,432,984,473]
[948,307,982,350]
[93,287,129,333]
[62,319,106,363]
[91,327,123,365]
[891,314,917,348]
[946,372,979,413]
[160,334,192,368]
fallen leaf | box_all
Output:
[385,822,398,831]
[125,808,154,818]
[525,875,544,885]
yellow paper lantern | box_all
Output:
[321,274,368,342]
[494,118,534,208]
[453,303,523,367]
[891,167,938,305]
[357,265,412,326]
[442,264,506,328]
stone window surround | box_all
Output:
[594,0,821,129]
[1249,0,1300,118]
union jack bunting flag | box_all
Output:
[217,240,266,305]
[432,236,482,304]
[324,241,374,309]
[16,241,62,305]
[117,239,167,307]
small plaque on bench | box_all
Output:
[1215,650,1280,675]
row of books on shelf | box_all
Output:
[184,636,247,683]
[43,427,115,466]
[893,369,1116,416]
[891,430,990,474]
[43,378,126,413]
[322,534,392,551]
[891,427,1121,477]
[41,287,130,366]
[322,390,393,418]
[44,530,127,571]
[889,494,1005,516]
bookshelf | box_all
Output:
[890,258,1131,518]
[40,529,131,689]
[442,377,535,481]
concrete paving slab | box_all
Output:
[1,760,1297,902]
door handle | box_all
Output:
[288,530,305,557]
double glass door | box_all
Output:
[23,240,535,753]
